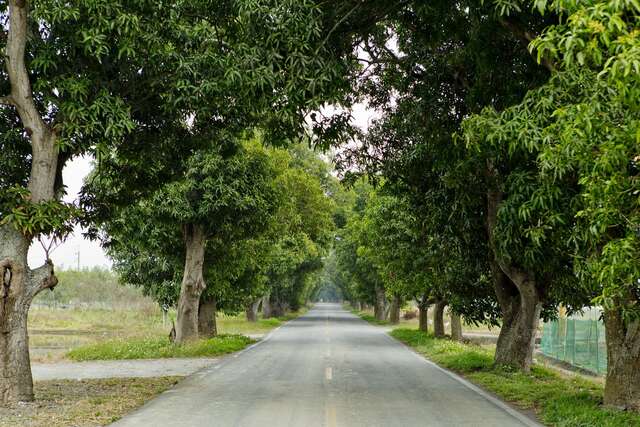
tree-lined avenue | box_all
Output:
[113,304,539,427]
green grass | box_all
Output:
[67,334,254,361]
[390,328,640,427]
[29,306,306,362]
[357,312,390,325]
[217,310,306,334]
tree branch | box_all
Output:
[0,95,14,106]
[28,260,57,297]
[6,0,49,135]
[499,18,555,72]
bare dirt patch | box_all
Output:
[0,377,181,427]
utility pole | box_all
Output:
[76,249,80,271]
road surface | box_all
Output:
[113,303,540,427]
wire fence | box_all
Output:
[540,308,607,375]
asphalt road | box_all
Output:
[112,303,540,427]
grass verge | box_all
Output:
[357,312,390,325]
[67,334,254,361]
[0,377,180,427]
[30,307,307,362]
[391,328,640,427]
[218,310,307,334]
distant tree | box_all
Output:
[98,141,279,342]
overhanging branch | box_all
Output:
[0,95,14,106]
[28,260,57,297]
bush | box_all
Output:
[403,310,417,320]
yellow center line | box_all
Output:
[326,405,337,427]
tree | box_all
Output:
[0,0,174,403]
[3,0,354,403]
[98,141,279,343]
[333,181,389,321]
[329,0,553,368]
[260,151,337,316]
[462,0,640,410]
[338,183,499,333]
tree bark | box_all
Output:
[418,306,429,332]
[433,300,446,338]
[262,294,273,318]
[197,296,217,338]
[603,308,640,411]
[450,312,463,341]
[1,0,63,405]
[491,261,542,371]
[487,189,543,372]
[1,226,57,404]
[374,285,386,322]
[245,298,261,322]
[269,299,287,318]
[389,295,401,324]
[175,224,206,344]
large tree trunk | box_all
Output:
[487,189,543,372]
[245,298,261,322]
[603,308,640,411]
[175,224,206,344]
[1,0,63,405]
[1,226,57,404]
[491,261,542,371]
[374,285,386,322]
[262,294,273,318]
[389,295,401,325]
[450,312,463,341]
[352,300,361,311]
[197,296,217,338]
[418,306,429,332]
[433,300,446,338]
[486,251,543,370]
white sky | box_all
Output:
[27,105,375,270]
[27,155,112,270]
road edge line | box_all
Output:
[390,334,543,427]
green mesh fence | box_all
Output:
[540,311,607,375]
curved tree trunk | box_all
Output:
[197,296,217,338]
[374,285,386,322]
[175,224,206,344]
[245,298,261,322]
[603,308,640,411]
[389,295,401,325]
[433,300,446,338]
[1,226,57,404]
[450,312,463,341]
[491,261,542,371]
[487,189,542,372]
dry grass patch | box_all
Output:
[0,377,180,427]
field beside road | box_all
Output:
[28,269,301,363]
[0,377,181,427]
